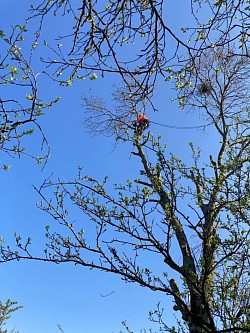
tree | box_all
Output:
[2,45,250,331]
[0,299,22,333]
[1,1,250,333]
[0,25,61,168]
[2,1,250,160]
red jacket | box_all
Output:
[136,114,148,123]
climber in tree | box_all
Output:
[133,114,150,135]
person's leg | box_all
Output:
[137,122,143,135]
[141,120,149,132]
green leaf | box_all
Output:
[20,25,27,32]
[90,73,98,80]
[10,66,18,74]
[26,94,34,100]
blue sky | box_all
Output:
[0,1,218,332]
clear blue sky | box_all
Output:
[0,1,217,332]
